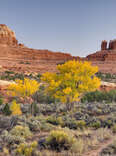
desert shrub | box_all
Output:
[95,128,111,142]
[63,118,78,129]
[46,130,76,151]
[27,119,40,131]
[71,138,85,154]
[76,120,86,129]
[81,91,102,102]
[96,72,104,79]
[96,72,116,82]
[10,125,32,139]
[36,103,65,115]
[46,116,64,126]
[2,103,12,115]
[1,130,25,144]
[90,121,101,129]
[106,73,112,79]
[0,97,3,105]
[0,71,25,81]
[106,119,113,128]
[16,141,37,156]
[14,73,25,80]
[36,115,56,131]
[5,71,14,74]
[108,90,116,102]
[112,124,116,133]
[36,73,41,81]
[40,122,55,132]
[62,115,82,129]
[81,90,116,103]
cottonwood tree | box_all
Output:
[41,60,101,110]
[8,78,40,115]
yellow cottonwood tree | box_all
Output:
[10,100,22,115]
[41,60,101,110]
[7,78,40,115]
[8,78,40,98]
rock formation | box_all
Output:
[108,40,116,50]
[86,39,116,74]
[87,39,116,61]
[0,24,79,73]
[101,40,107,50]
[0,24,18,46]
[2,24,116,74]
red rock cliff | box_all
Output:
[86,39,116,74]
[0,24,18,46]
[0,24,79,73]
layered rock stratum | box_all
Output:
[1,24,116,74]
[0,24,80,73]
[86,40,116,74]
[0,24,18,46]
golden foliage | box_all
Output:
[16,141,37,156]
[7,78,40,98]
[10,100,22,115]
[41,60,101,104]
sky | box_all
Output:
[1,0,116,57]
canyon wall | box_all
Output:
[0,24,79,73]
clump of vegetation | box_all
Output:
[112,124,116,133]
[46,130,76,151]
[46,116,64,126]
[2,103,12,115]
[0,97,3,105]
[10,100,22,115]
[62,117,78,129]
[77,120,86,129]
[81,90,116,103]
[96,72,116,82]
[10,125,32,139]
[7,78,40,115]
[7,78,40,98]
[90,121,101,129]
[16,141,37,156]
[1,130,25,144]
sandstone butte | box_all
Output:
[86,40,116,74]
[0,24,82,74]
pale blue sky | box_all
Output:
[1,0,116,56]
